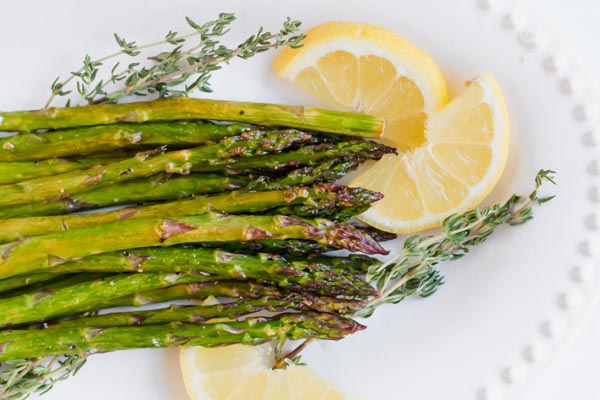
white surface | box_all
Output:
[0,1,598,399]
[517,1,600,399]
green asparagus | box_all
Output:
[192,140,396,173]
[0,157,124,185]
[0,173,250,219]
[249,158,363,190]
[41,248,375,298]
[0,273,62,294]
[35,296,335,329]
[0,312,365,361]
[0,213,387,279]
[204,225,392,256]
[0,273,218,327]
[98,280,366,316]
[203,239,340,256]
[0,122,253,161]
[0,97,385,137]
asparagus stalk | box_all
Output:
[0,273,219,327]
[203,226,396,257]
[1,273,109,300]
[0,173,250,219]
[0,122,253,161]
[0,129,311,207]
[108,280,284,307]
[276,203,370,222]
[0,97,384,137]
[0,312,365,361]
[353,225,398,243]
[0,272,62,294]
[33,247,376,298]
[36,299,293,329]
[34,272,108,292]
[193,140,396,173]
[0,157,124,185]
[35,295,337,330]
[249,158,363,190]
[292,254,383,275]
[0,184,381,243]
[208,226,396,257]
[203,239,339,256]
[0,213,387,279]
[98,280,367,316]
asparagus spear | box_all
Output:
[0,173,250,219]
[203,239,339,256]
[32,247,376,298]
[249,158,363,190]
[276,203,370,222]
[193,140,396,173]
[0,122,253,162]
[0,312,365,361]
[36,300,293,329]
[0,273,219,327]
[292,254,383,275]
[0,213,387,279]
[0,129,311,207]
[0,97,384,137]
[34,272,109,292]
[99,280,366,316]
[108,280,284,307]
[0,272,62,294]
[0,272,110,300]
[353,225,398,243]
[0,184,381,243]
[201,226,396,257]
[0,157,124,185]
[35,295,337,330]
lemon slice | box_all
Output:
[273,21,448,152]
[352,73,509,232]
[180,343,358,400]
[273,22,509,233]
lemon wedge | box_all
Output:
[273,22,509,233]
[180,343,357,400]
[351,73,509,232]
[273,21,448,151]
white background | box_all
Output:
[520,0,600,399]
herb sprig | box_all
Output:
[0,354,86,400]
[356,169,556,317]
[46,13,305,108]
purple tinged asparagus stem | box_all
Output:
[0,213,388,280]
[0,184,382,244]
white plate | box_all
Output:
[1,0,599,399]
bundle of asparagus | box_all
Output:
[0,94,407,398]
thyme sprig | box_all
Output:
[0,355,87,400]
[355,169,556,317]
[45,13,305,108]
